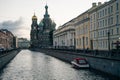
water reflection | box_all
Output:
[0,50,116,80]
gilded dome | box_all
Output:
[32,14,37,20]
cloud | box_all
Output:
[0,18,23,31]
[0,17,30,39]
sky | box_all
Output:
[0,0,108,40]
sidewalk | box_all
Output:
[35,48,120,61]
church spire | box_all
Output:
[44,4,50,18]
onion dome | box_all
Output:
[32,13,37,20]
[39,20,44,27]
[45,5,48,9]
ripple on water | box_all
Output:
[0,50,117,80]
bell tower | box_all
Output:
[30,13,39,48]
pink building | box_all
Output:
[0,29,14,50]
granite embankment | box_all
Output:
[0,49,20,70]
[34,49,120,78]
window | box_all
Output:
[94,14,96,20]
[116,15,119,24]
[111,6,113,13]
[116,3,119,11]
[100,11,102,17]
[90,24,92,31]
[86,37,88,45]
[117,28,119,34]
[76,39,78,46]
[79,38,81,46]
[111,29,113,35]
[86,26,88,33]
[106,41,108,48]
[98,22,99,27]
[108,18,110,25]
[100,31,102,37]
[98,12,99,18]
[100,21,102,27]
[98,31,100,37]
[94,32,95,38]
[108,7,110,14]
[106,30,108,36]
[103,30,104,36]
[103,10,105,16]
[105,19,107,26]
[94,23,95,30]
[111,17,113,24]
[103,41,105,48]
[103,20,105,27]
[90,16,92,22]
[105,8,107,15]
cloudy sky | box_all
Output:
[0,0,108,40]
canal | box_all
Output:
[0,50,116,80]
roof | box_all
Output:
[74,58,86,60]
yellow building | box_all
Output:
[75,10,90,50]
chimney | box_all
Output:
[98,2,102,6]
[92,3,97,7]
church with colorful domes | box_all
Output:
[30,5,56,48]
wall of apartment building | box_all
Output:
[0,29,14,50]
[53,24,75,49]
[89,3,98,50]
[0,31,8,49]
[54,0,120,51]
[75,11,90,50]
[89,0,120,51]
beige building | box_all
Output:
[75,10,90,50]
[89,0,120,51]
[53,18,77,49]
[53,0,120,51]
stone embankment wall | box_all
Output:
[37,49,120,78]
[0,50,20,70]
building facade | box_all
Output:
[89,0,120,51]
[53,18,77,49]
[75,10,90,50]
[18,38,30,48]
[0,29,15,50]
[53,0,120,51]
[0,30,8,49]
[30,5,56,48]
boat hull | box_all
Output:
[71,61,89,69]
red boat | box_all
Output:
[71,58,89,68]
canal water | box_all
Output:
[0,50,117,80]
